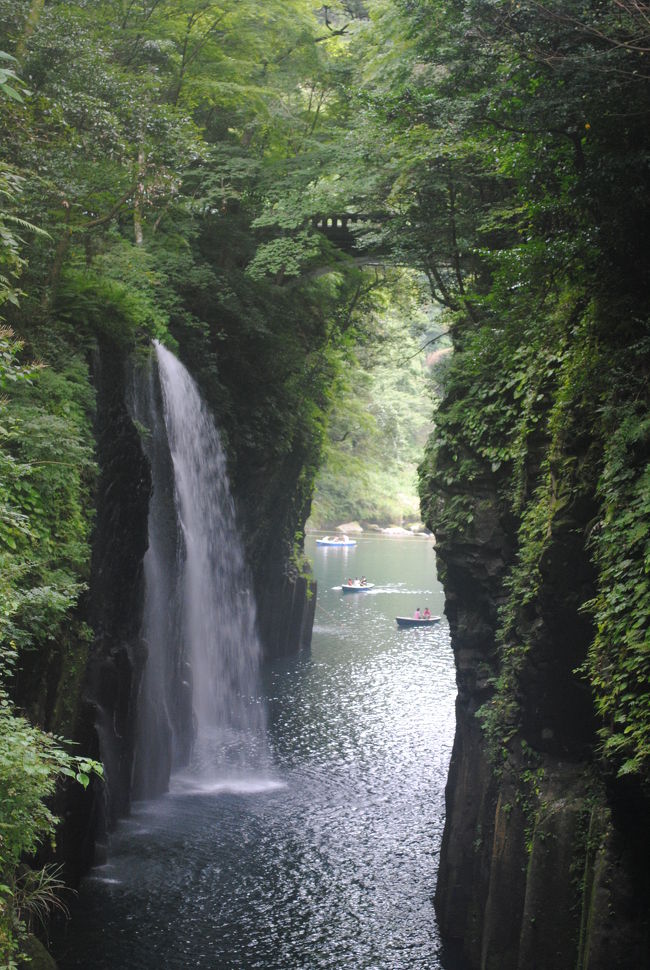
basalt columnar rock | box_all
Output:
[31,341,154,885]
[422,404,650,970]
[228,419,319,659]
[82,341,152,836]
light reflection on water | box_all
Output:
[56,536,456,969]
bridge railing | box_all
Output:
[310,212,387,231]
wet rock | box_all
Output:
[255,566,317,657]
[83,341,151,832]
[428,454,650,968]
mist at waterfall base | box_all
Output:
[128,341,270,795]
[57,345,456,968]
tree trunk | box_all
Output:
[16,0,45,59]
[134,148,145,246]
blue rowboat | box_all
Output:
[341,582,375,593]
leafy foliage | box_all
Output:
[0,7,648,968]
[586,344,650,776]
[311,275,440,527]
[401,0,650,782]
[0,330,101,968]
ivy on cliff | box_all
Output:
[587,336,650,777]
[0,332,101,967]
[399,0,650,783]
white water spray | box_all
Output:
[132,342,269,790]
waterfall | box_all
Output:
[130,342,268,796]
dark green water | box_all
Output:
[56,535,456,969]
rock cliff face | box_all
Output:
[81,342,151,842]
[256,564,316,658]
[427,473,650,970]
[240,459,317,660]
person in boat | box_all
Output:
[414,607,421,619]
[347,577,354,586]
[360,576,367,586]
[423,607,431,619]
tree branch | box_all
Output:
[404,330,453,363]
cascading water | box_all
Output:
[130,341,268,795]
[129,353,189,798]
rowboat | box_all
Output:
[316,534,357,547]
[395,615,441,628]
[341,582,375,593]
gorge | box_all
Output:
[1,2,649,968]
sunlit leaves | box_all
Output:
[312,277,439,526]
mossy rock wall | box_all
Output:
[437,730,649,970]
[421,301,650,968]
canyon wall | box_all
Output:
[432,511,650,969]
[421,337,650,968]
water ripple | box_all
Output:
[56,537,455,970]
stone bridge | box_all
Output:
[310,213,388,255]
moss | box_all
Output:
[421,291,650,783]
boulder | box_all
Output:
[335,521,363,533]
[19,935,58,970]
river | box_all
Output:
[56,534,456,969]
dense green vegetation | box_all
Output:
[399,1,650,782]
[310,276,442,528]
[1,0,649,962]
[1,67,102,965]
[0,1,378,960]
